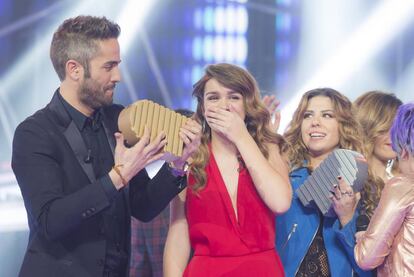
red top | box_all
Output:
[184,148,284,276]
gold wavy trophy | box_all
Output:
[118,100,189,162]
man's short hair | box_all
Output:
[50,15,120,81]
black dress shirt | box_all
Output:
[59,93,128,275]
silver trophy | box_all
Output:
[296,149,368,217]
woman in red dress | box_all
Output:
[163,63,292,276]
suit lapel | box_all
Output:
[47,90,96,183]
[101,110,115,155]
[63,121,96,183]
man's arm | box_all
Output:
[129,163,186,222]
[12,120,116,241]
[125,118,201,221]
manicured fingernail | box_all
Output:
[337,176,342,180]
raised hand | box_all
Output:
[111,126,167,189]
[262,95,281,133]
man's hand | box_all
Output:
[110,126,166,189]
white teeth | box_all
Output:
[310,132,325,138]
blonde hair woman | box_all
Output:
[353,91,402,218]
[355,102,414,276]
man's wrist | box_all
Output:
[109,165,127,190]
[101,175,119,200]
[168,161,189,177]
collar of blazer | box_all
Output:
[44,90,131,213]
[46,89,96,183]
[45,89,121,184]
[47,89,73,129]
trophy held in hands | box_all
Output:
[296,149,368,217]
[118,100,189,162]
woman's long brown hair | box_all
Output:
[190,63,284,191]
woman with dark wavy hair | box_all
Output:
[164,63,291,277]
[275,88,372,277]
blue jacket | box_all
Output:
[275,167,372,277]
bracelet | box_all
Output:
[168,161,189,177]
[112,164,127,186]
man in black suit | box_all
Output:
[11,15,201,277]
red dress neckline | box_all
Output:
[209,146,246,231]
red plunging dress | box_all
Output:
[183,149,285,276]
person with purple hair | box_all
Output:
[354,102,414,276]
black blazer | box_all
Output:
[12,90,184,277]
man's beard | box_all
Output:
[79,78,115,110]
